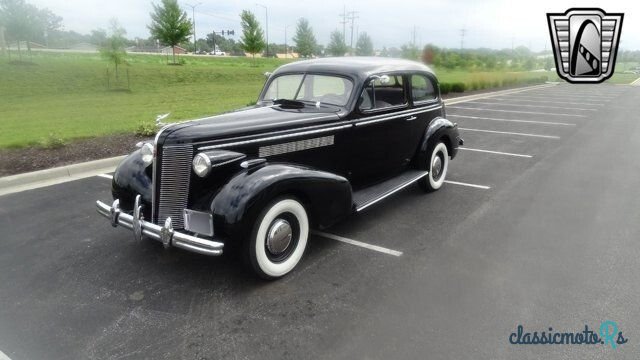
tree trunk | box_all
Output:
[17,40,22,61]
[115,62,119,80]
[172,46,176,64]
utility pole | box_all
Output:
[412,26,417,47]
[256,3,269,57]
[284,24,292,58]
[459,28,466,50]
[347,11,359,55]
[185,2,202,52]
[339,5,347,40]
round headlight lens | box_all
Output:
[140,143,154,165]
[192,153,212,177]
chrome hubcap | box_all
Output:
[266,219,293,255]
[432,154,443,180]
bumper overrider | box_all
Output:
[96,195,224,256]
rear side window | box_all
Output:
[359,75,407,111]
[411,74,436,103]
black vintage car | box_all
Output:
[96,57,463,279]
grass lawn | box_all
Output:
[0,51,633,149]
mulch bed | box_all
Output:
[0,134,148,177]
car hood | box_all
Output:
[159,105,343,146]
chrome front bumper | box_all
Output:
[96,195,224,256]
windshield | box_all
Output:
[262,74,354,107]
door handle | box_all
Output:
[406,116,418,121]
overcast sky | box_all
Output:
[30,0,640,51]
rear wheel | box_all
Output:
[419,141,449,192]
[248,197,309,279]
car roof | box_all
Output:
[271,57,436,81]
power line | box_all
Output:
[460,28,466,50]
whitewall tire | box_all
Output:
[249,197,309,279]
[420,141,449,192]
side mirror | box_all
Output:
[264,72,272,78]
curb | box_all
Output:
[0,156,125,197]
[0,83,557,197]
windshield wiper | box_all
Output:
[272,99,306,109]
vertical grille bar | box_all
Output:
[157,145,193,229]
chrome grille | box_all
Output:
[157,145,193,229]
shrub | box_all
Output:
[451,82,466,93]
[39,133,68,149]
[135,120,157,137]
[439,82,451,94]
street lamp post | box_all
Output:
[284,24,292,58]
[256,3,268,57]
[185,2,202,53]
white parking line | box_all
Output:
[466,101,597,111]
[448,114,576,126]
[459,127,561,139]
[313,230,403,257]
[505,94,612,101]
[444,180,491,190]
[97,174,113,180]
[631,77,640,86]
[491,97,604,106]
[448,106,587,117]
[459,147,533,158]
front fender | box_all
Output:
[111,150,152,213]
[210,163,352,240]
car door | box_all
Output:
[407,73,442,153]
[348,74,417,188]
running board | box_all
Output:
[353,170,428,212]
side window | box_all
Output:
[358,75,407,111]
[411,74,436,103]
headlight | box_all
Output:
[192,153,212,177]
[140,143,154,165]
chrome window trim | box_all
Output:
[354,104,442,127]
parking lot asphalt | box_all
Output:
[1,83,640,359]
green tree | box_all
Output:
[400,43,419,60]
[326,30,347,57]
[239,10,265,61]
[148,0,192,64]
[293,18,316,58]
[0,0,61,60]
[100,19,127,80]
[355,32,373,56]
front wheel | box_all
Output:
[248,197,309,279]
[419,141,449,192]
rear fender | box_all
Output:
[416,117,459,167]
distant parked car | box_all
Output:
[210,50,226,56]
[96,57,462,279]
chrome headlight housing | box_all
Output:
[140,143,155,166]
[192,153,212,177]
